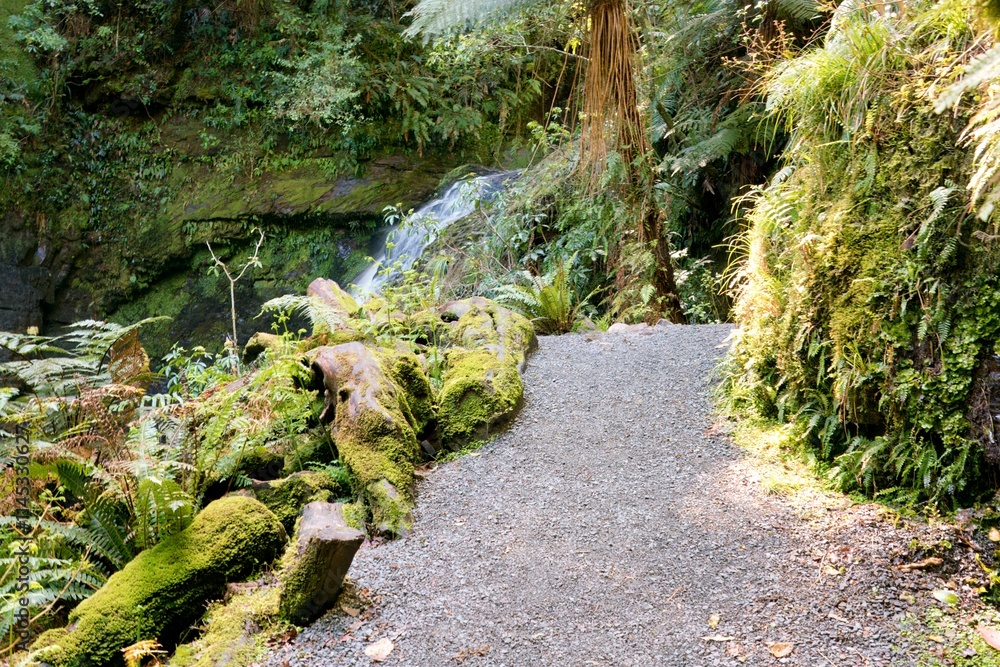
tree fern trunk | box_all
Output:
[583,0,682,321]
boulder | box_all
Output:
[305,278,364,343]
[437,348,523,448]
[380,344,436,438]
[308,343,421,534]
[242,332,282,364]
[439,297,537,370]
[278,502,365,625]
[307,278,360,318]
[30,496,286,667]
[252,471,343,533]
[433,299,536,449]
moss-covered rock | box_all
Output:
[309,343,421,534]
[278,502,364,624]
[440,297,538,369]
[243,332,282,364]
[252,471,343,533]
[30,496,286,667]
[437,347,524,447]
[380,345,436,438]
[169,582,281,667]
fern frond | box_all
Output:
[934,43,1000,113]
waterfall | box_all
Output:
[348,170,519,297]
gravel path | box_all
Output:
[263,325,984,666]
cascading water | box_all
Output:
[348,170,519,297]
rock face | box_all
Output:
[278,502,365,625]
[30,496,286,667]
[0,262,45,335]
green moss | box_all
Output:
[0,0,36,88]
[437,348,523,447]
[254,471,342,533]
[380,346,436,437]
[365,478,412,535]
[340,502,366,530]
[447,298,537,368]
[30,496,285,667]
[169,585,284,667]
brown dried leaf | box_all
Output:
[769,642,793,658]
[342,605,361,617]
[708,614,721,629]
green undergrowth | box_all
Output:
[903,607,1000,666]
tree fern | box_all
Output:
[772,0,821,23]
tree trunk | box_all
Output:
[582,0,683,321]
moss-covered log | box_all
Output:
[30,496,286,667]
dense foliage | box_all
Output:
[722,0,1000,505]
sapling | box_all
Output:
[206,228,265,356]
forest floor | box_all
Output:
[263,325,999,666]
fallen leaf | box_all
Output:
[978,624,1000,650]
[989,527,1000,542]
[701,634,735,642]
[823,565,842,576]
[927,634,945,643]
[708,614,721,629]
[932,589,959,606]
[342,605,361,617]
[364,638,394,662]
[769,642,793,658]
[897,557,943,572]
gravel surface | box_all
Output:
[263,324,990,666]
